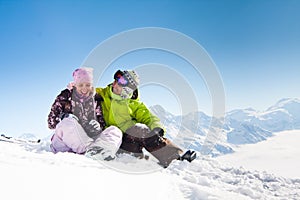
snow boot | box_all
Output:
[85,146,115,161]
[179,150,197,162]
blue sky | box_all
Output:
[0,0,299,137]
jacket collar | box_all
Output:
[109,85,123,101]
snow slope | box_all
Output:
[0,138,299,200]
[217,130,300,179]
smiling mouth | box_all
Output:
[79,90,89,95]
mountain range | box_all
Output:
[150,98,300,156]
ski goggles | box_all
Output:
[116,75,129,87]
[114,70,138,89]
[114,70,129,87]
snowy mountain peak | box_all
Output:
[150,104,175,118]
[227,107,256,115]
[267,98,300,112]
[184,111,211,121]
[149,98,300,155]
[150,104,166,113]
[225,107,257,123]
[264,98,300,126]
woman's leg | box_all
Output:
[51,117,93,154]
[91,125,123,156]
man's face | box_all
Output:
[112,80,134,99]
[112,81,122,95]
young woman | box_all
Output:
[48,67,122,160]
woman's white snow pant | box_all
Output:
[50,117,122,156]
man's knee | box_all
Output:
[125,123,150,138]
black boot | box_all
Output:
[178,150,197,162]
[85,146,103,156]
[85,146,115,161]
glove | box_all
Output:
[59,112,69,120]
[150,127,164,137]
[89,120,101,131]
[84,120,102,138]
[59,113,79,121]
[144,127,165,147]
[142,127,166,152]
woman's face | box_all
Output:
[75,82,93,96]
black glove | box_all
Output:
[83,120,102,138]
[59,113,79,121]
[59,112,69,120]
[144,127,165,147]
[150,127,164,137]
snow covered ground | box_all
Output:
[1,132,300,200]
[217,130,300,179]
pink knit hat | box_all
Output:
[72,67,93,84]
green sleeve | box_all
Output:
[130,100,165,132]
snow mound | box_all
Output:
[0,138,299,200]
[217,130,300,179]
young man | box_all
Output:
[95,69,196,167]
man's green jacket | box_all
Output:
[95,85,163,133]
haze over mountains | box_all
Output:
[150,98,300,156]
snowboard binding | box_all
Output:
[179,150,197,162]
